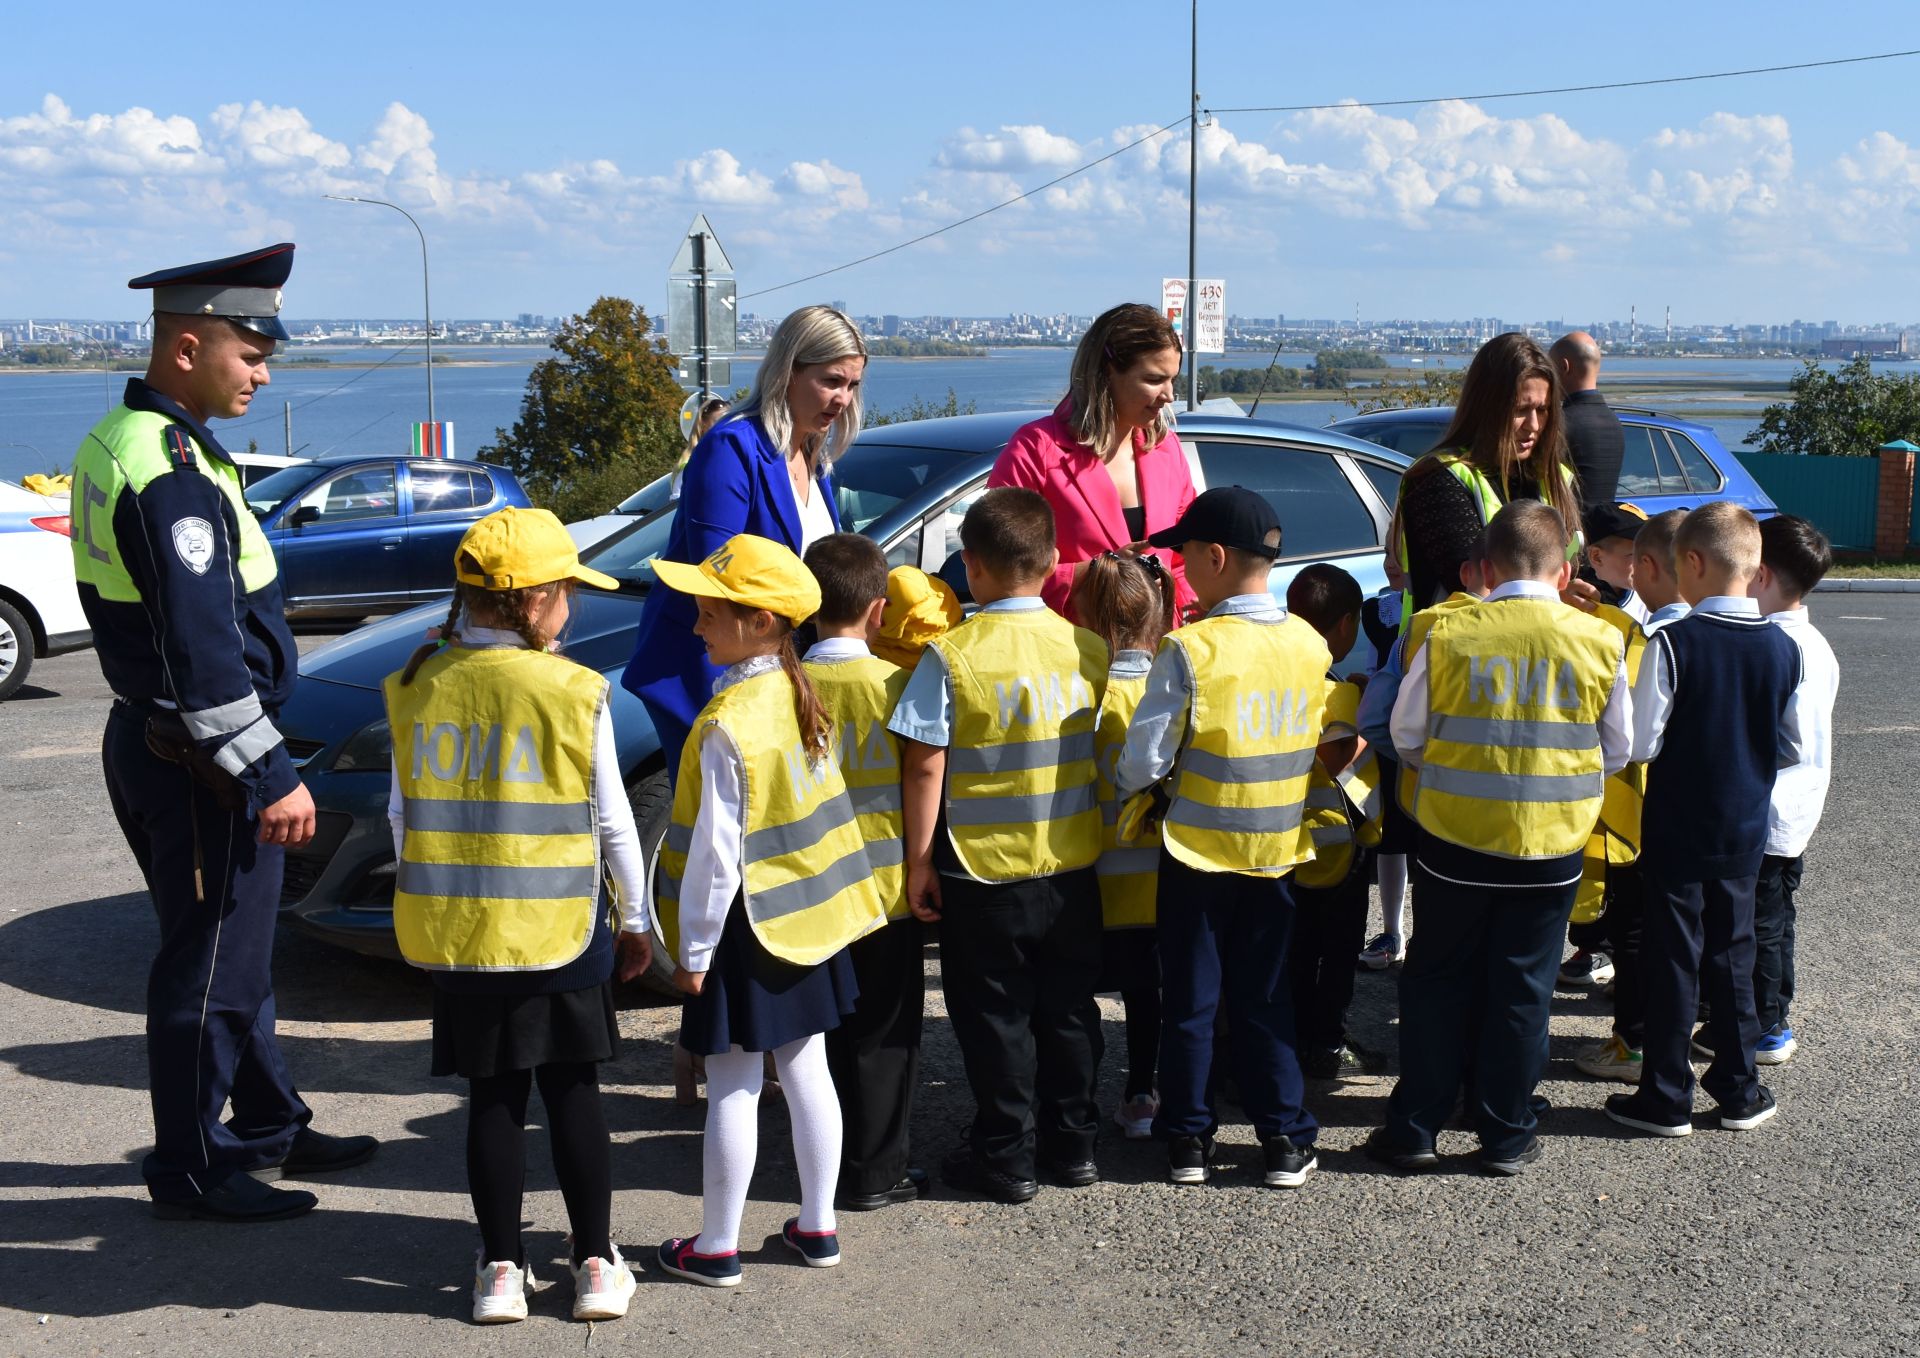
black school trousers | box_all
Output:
[1639,869,1763,1120]
[1753,854,1803,1034]
[824,917,927,1196]
[1290,852,1373,1054]
[937,868,1103,1178]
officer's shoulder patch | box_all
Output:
[171,517,216,575]
[163,425,196,468]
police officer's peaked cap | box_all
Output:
[129,243,295,341]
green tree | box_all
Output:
[481,297,685,520]
[1346,366,1466,414]
[1197,364,1303,398]
[1308,346,1386,391]
[865,388,978,427]
[1748,356,1920,455]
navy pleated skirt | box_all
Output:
[679,892,858,1057]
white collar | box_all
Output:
[1693,595,1760,616]
[803,636,872,662]
[1483,580,1559,603]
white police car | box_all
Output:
[0,480,91,699]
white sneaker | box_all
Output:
[1113,1091,1159,1139]
[1358,932,1404,970]
[471,1254,533,1324]
[1574,1034,1643,1083]
[571,1247,636,1321]
[1589,952,1617,986]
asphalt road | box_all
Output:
[3,602,1916,1357]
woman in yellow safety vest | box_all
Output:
[383,506,654,1326]
[1392,332,1584,632]
[649,533,886,1289]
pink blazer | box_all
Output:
[988,400,1198,622]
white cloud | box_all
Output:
[938,124,1084,172]
[0,94,213,177]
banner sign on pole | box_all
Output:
[1193,279,1225,355]
[1161,278,1188,341]
[411,422,455,459]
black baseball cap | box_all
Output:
[1583,501,1649,545]
[1148,485,1282,559]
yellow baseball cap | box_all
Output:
[873,566,963,669]
[455,507,619,591]
[650,532,821,625]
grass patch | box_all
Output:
[1829,560,1920,577]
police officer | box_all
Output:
[70,244,378,1222]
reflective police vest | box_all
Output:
[1394,592,1480,815]
[803,652,910,921]
[930,608,1107,882]
[1395,453,1582,632]
[1093,661,1158,929]
[1575,602,1650,921]
[1162,612,1331,876]
[1412,597,1623,860]
[70,406,278,602]
[656,668,886,966]
[383,647,608,972]
[1295,676,1385,891]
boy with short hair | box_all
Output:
[888,488,1109,1203]
[1371,501,1632,1176]
[1607,502,1802,1138]
[1285,563,1383,1081]
[1748,514,1838,1066]
[1115,487,1330,1189]
[1632,509,1693,633]
[1582,503,1652,625]
[801,534,927,1212]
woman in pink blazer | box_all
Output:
[988,303,1198,622]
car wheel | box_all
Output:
[625,768,680,998]
[0,598,34,700]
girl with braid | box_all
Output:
[384,507,654,1325]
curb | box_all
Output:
[1815,578,1920,593]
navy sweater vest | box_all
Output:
[1642,611,1800,882]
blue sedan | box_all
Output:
[244,454,532,617]
[274,410,1413,976]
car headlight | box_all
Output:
[329,718,391,772]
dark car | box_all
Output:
[274,411,1412,978]
[244,455,532,617]
[1327,406,1777,519]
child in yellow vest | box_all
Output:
[1072,550,1178,1139]
[801,538,942,1212]
[649,534,887,1286]
[1371,501,1632,1176]
[382,507,653,1325]
[1116,487,1331,1189]
[889,487,1109,1203]
[1284,563,1385,1083]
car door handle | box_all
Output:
[380,535,402,549]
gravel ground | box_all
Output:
[2,601,1916,1357]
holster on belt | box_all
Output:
[144,710,250,813]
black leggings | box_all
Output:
[1100,930,1161,1100]
[468,1062,611,1267]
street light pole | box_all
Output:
[1186,0,1200,412]
[324,195,435,425]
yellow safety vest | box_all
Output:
[1412,596,1623,860]
[931,607,1108,882]
[657,668,886,967]
[1162,612,1331,876]
[1295,677,1385,891]
[1093,661,1158,929]
[70,406,279,602]
[1574,603,1650,922]
[1394,592,1480,814]
[804,652,910,921]
[383,647,609,972]
[1395,453,1581,632]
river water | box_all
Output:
[0,346,1859,485]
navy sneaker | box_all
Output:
[1363,1128,1439,1173]
[1479,1137,1544,1177]
[781,1218,841,1268]
[656,1236,741,1288]
[1713,1086,1778,1131]
[1262,1136,1317,1189]
[1604,1093,1692,1138]
[1167,1134,1215,1185]
[1755,1026,1798,1065]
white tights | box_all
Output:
[1378,853,1409,939]
[695,1034,840,1255]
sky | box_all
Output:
[3,0,1919,326]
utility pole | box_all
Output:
[284,401,293,457]
[1185,0,1199,411]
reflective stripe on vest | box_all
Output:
[1093,668,1158,929]
[1411,597,1623,860]
[930,609,1107,882]
[807,653,912,920]
[382,647,607,972]
[656,668,886,966]
[1162,612,1331,876]
[1395,593,1479,815]
[1294,676,1385,891]
[70,405,278,603]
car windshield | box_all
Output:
[614,474,674,516]
[245,464,326,517]
[582,438,979,587]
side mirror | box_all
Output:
[289,504,321,529]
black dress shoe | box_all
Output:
[152,1173,317,1223]
[1363,1128,1440,1173]
[249,1128,380,1182]
[1478,1136,1544,1177]
[842,1167,929,1211]
[1040,1158,1099,1188]
[941,1149,1037,1204]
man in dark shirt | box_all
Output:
[1551,331,1624,507]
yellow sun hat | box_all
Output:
[873,565,963,669]
[650,532,822,626]
[455,506,618,591]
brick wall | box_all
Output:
[1876,447,1916,557]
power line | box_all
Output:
[1208,48,1920,115]
[738,47,1920,305]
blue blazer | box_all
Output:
[622,415,842,772]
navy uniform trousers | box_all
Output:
[824,917,926,1197]
[1639,869,1763,1121]
[1152,852,1317,1146]
[102,702,310,1200]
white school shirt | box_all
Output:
[1389,580,1633,777]
[386,626,650,934]
[1765,606,1838,858]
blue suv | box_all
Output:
[1327,406,1777,519]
